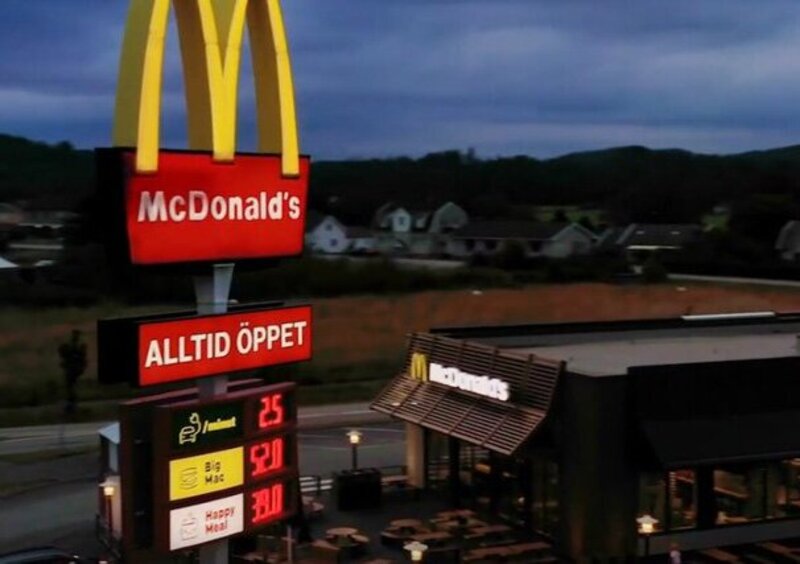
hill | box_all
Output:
[0,134,93,209]
[6,132,800,228]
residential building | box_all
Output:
[346,226,377,254]
[305,212,349,254]
[446,221,596,260]
[775,220,800,261]
[373,201,469,256]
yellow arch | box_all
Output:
[112,0,300,176]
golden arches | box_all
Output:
[113,0,299,176]
[409,352,428,382]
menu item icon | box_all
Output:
[180,513,198,541]
[179,413,202,445]
[180,467,198,490]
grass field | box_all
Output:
[1,282,800,422]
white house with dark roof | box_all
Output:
[305,212,349,254]
[373,201,469,256]
[447,221,596,259]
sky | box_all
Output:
[4,1,800,160]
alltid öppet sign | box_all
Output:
[141,306,310,386]
[98,304,312,387]
[99,149,310,266]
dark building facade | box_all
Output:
[370,312,800,560]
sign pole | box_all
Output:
[195,263,234,564]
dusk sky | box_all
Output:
[4,1,800,160]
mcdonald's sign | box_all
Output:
[409,352,428,382]
[97,0,308,266]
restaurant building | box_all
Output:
[370,311,800,560]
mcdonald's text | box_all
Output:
[137,190,302,224]
[103,149,309,265]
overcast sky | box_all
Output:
[4,0,800,159]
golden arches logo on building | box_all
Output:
[113,0,299,176]
[409,352,428,382]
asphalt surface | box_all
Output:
[0,404,404,557]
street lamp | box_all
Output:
[100,480,115,541]
[404,541,428,562]
[637,514,658,558]
[347,430,362,471]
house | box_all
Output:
[599,223,702,252]
[776,220,800,261]
[446,221,596,259]
[346,226,377,254]
[372,201,469,256]
[597,223,702,271]
[305,212,349,254]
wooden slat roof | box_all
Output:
[371,333,562,456]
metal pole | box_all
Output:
[286,524,294,564]
[644,535,650,559]
[194,264,234,564]
[351,444,358,471]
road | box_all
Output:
[0,401,389,456]
[669,273,800,288]
[0,406,404,556]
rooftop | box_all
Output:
[434,312,800,377]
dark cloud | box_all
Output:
[3,1,800,158]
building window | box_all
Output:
[329,239,338,247]
[715,465,765,524]
[670,470,697,529]
[325,223,332,231]
[638,469,697,532]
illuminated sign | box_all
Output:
[98,303,312,387]
[98,150,309,265]
[169,447,244,502]
[171,403,243,450]
[169,493,244,551]
[249,481,287,526]
[151,383,299,551]
[409,352,428,382]
[247,435,290,481]
[409,352,510,402]
[100,0,306,266]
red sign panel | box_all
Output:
[116,150,309,265]
[138,305,311,386]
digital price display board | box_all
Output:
[151,383,299,552]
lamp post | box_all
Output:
[100,480,115,542]
[404,541,428,562]
[636,514,658,559]
[347,430,362,471]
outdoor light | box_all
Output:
[637,514,658,557]
[347,430,362,470]
[100,478,115,498]
[100,479,116,541]
[404,540,429,562]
